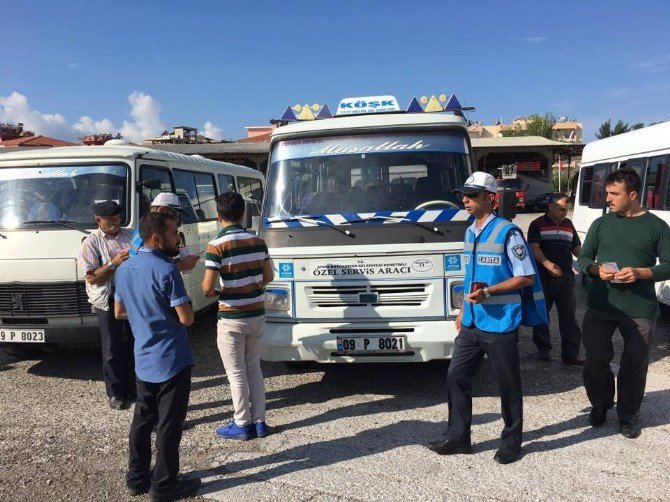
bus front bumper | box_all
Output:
[261,319,458,363]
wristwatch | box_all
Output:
[483,287,492,298]
[107,261,117,271]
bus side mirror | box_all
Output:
[498,190,517,221]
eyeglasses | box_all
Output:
[462,192,485,199]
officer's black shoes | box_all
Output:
[127,480,151,497]
[149,476,201,502]
[538,349,552,361]
[620,416,641,439]
[589,406,608,427]
[109,396,127,410]
[426,439,472,455]
[493,445,520,465]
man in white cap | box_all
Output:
[427,171,547,464]
[131,193,199,272]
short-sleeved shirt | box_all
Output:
[205,225,269,320]
[528,215,580,277]
[468,213,535,277]
[79,228,133,270]
[114,247,193,383]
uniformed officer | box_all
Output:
[427,172,547,464]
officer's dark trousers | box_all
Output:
[532,275,582,360]
[446,326,523,452]
[96,297,135,399]
[126,367,191,494]
[582,308,655,423]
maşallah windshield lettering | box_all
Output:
[309,140,429,156]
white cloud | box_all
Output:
[73,116,116,135]
[523,36,547,43]
[0,91,75,140]
[68,62,79,68]
[119,91,165,143]
[202,121,223,140]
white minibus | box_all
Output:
[573,121,670,305]
[260,95,475,363]
[0,144,264,352]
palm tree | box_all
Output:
[596,119,644,138]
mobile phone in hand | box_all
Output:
[469,281,488,294]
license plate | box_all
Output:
[0,329,45,343]
[336,336,406,353]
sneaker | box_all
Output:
[620,416,641,439]
[215,421,254,440]
[255,421,272,438]
[538,349,552,361]
[589,406,608,427]
[108,396,127,410]
[149,476,201,502]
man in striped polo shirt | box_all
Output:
[527,193,584,365]
[202,192,274,440]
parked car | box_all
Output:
[526,192,558,213]
[494,178,526,211]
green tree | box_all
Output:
[500,113,557,139]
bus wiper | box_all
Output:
[22,219,91,235]
[272,216,355,238]
[348,214,447,235]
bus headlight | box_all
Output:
[450,281,464,310]
[265,288,290,311]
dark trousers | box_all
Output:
[446,326,523,452]
[96,299,135,398]
[582,308,656,423]
[532,275,582,360]
[126,367,192,494]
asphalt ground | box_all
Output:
[1,212,669,501]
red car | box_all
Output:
[494,178,526,211]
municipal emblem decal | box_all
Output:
[512,244,527,260]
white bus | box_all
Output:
[573,120,670,305]
[260,95,474,363]
[0,144,264,351]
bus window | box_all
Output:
[627,158,647,185]
[140,165,173,215]
[646,155,667,210]
[218,174,236,194]
[589,163,611,209]
[173,170,200,221]
[238,176,264,202]
[579,166,594,205]
[194,172,218,220]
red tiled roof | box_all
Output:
[0,135,77,147]
[236,132,272,143]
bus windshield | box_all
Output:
[0,164,128,229]
[264,131,470,221]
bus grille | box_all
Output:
[0,282,90,317]
[307,284,429,308]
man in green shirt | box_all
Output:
[577,169,670,439]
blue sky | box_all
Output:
[2,1,670,142]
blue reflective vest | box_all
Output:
[461,216,548,333]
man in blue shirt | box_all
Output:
[114,212,200,501]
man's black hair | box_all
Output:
[549,192,569,204]
[139,212,172,242]
[216,191,245,222]
[605,168,641,194]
